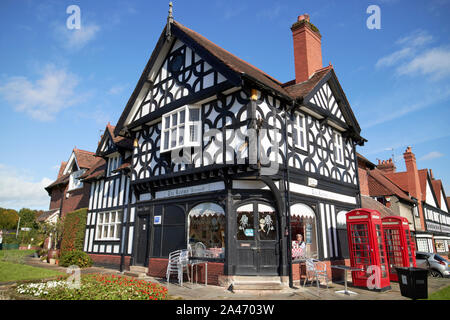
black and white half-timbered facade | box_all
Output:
[83,13,367,284]
[81,124,135,268]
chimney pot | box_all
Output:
[298,14,310,22]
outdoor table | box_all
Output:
[330,265,364,295]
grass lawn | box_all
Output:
[0,249,64,283]
[428,285,450,300]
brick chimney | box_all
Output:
[403,146,425,230]
[377,158,396,174]
[291,14,323,84]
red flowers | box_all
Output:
[84,273,168,300]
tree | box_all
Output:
[0,208,19,230]
[18,208,38,229]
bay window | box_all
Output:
[161,105,201,153]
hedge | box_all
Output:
[60,208,87,257]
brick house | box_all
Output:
[42,148,97,231]
[357,148,450,255]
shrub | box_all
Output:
[59,250,92,268]
[3,234,20,245]
[60,208,87,256]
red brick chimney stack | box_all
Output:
[403,146,425,230]
[377,158,396,174]
[291,14,323,84]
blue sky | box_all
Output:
[0,0,449,210]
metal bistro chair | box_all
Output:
[303,258,329,289]
[166,249,190,286]
[188,242,208,286]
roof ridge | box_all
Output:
[173,20,283,86]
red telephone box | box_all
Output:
[382,216,416,281]
[346,209,391,291]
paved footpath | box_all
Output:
[1,256,448,300]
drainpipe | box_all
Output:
[284,101,295,288]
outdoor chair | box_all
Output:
[166,249,190,286]
[303,258,329,289]
[189,242,208,285]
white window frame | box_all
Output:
[95,211,122,241]
[332,130,345,165]
[161,105,201,153]
[68,169,85,191]
[107,154,121,177]
[293,112,307,151]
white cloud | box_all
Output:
[376,47,413,68]
[397,47,450,80]
[0,64,81,121]
[54,22,100,51]
[419,151,445,161]
[375,30,450,80]
[0,164,53,210]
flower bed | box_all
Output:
[16,274,168,300]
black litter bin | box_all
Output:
[396,267,428,299]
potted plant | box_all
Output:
[38,221,63,264]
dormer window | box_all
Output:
[68,169,85,191]
[332,130,344,165]
[107,154,121,177]
[161,105,201,153]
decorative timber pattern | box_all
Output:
[254,90,357,186]
[132,89,250,181]
[307,82,345,123]
[129,40,228,124]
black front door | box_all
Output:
[235,202,279,275]
[135,215,150,265]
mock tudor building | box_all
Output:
[77,11,368,286]
[359,148,450,255]
[79,124,134,269]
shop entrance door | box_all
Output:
[235,202,280,276]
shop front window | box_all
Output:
[290,203,317,259]
[188,202,225,258]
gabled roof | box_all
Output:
[96,123,133,156]
[57,162,67,179]
[46,148,96,193]
[80,158,107,182]
[114,19,364,143]
[432,179,442,208]
[367,169,413,203]
[73,148,97,169]
[357,152,376,169]
[361,195,395,218]
[44,173,70,194]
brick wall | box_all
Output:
[89,254,131,270]
[147,258,224,286]
[48,182,91,220]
